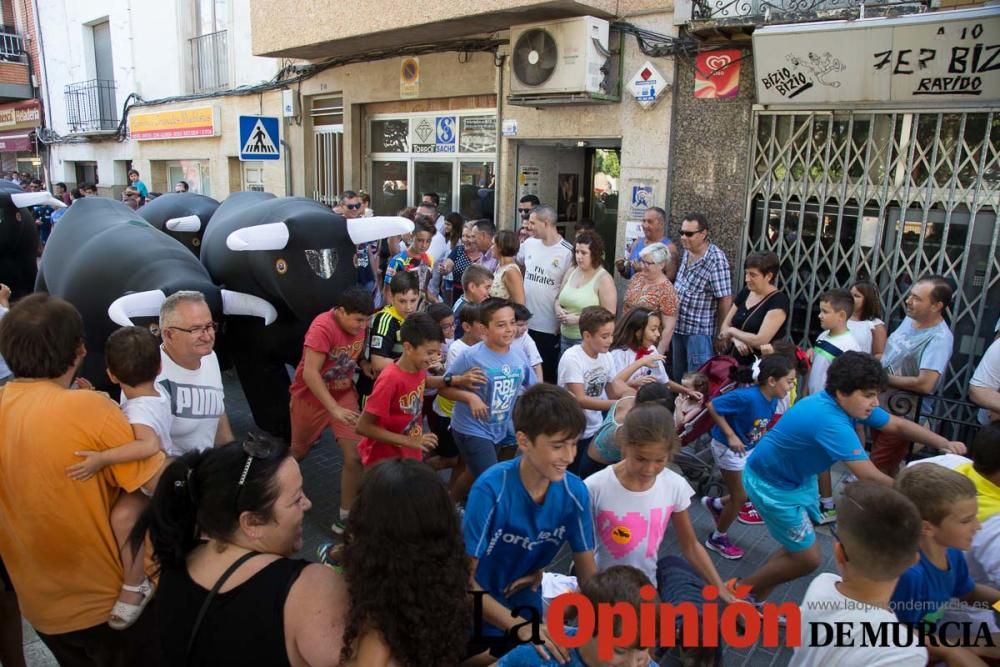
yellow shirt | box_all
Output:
[0,380,164,634]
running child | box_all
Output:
[357,271,420,404]
[733,351,965,603]
[66,326,169,629]
[580,382,670,479]
[383,217,436,307]
[443,298,536,481]
[452,264,493,339]
[464,383,596,661]
[511,303,543,380]
[702,355,797,560]
[585,403,734,604]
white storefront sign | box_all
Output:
[753,7,1000,105]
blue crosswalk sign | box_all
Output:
[239,116,280,161]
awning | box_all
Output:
[0,132,31,152]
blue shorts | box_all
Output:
[743,464,820,553]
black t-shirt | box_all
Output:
[730,287,790,364]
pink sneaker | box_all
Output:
[738,501,764,525]
[705,533,744,560]
[701,496,722,527]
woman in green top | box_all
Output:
[555,230,616,354]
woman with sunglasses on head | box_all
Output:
[320,458,472,667]
[133,435,347,667]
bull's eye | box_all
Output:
[148,323,161,338]
[304,249,337,279]
[275,258,288,274]
[192,238,200,247]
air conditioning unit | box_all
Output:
[508,16,615,103]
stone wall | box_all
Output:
[667,47,756,268]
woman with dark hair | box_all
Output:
[718,251,789,366]
[335,459,471,666]
[555,230,616,353]
[430,212,465,305]
[134,435,346,667]
[489,230,524,304]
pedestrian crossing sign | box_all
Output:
[239,115,280,161]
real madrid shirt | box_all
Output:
[523,237,573,335]
[447,342,536,443]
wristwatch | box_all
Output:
[443,373,454,387]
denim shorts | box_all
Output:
[743,464,820,553]
[453,431,513,478]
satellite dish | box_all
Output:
[512,28,558,86]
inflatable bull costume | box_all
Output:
[0,182,65,301]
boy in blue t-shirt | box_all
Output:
[497,565,656,666]
[702,355,796,561]
[892,463,1000,665]
[443,298,537,481]
[734,352,967,603]
[464,383,596,661]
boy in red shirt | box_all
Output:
[289,286,374,534]
[357,312,444,466]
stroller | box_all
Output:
[672,355,740,498]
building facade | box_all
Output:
[36,0,285,197]
[250,0,680,262]
[0,0,44,179]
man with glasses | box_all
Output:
[157,290,233,453]
[615,206,671,279]
[672,212,733,380]
[340,190,381,300]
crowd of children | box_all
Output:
[65,211,1000,667]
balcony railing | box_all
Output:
[0,29,25,62]
[690,0,928,23]
[190,30,229,93]
[65,79,118,133]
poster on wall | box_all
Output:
[694,50,742,99]
[558,174,579,222]
[410,116,456,154]
[459,116,496,153]
[518,166,540,199]
[400,57,419,99]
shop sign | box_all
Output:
[694,50,741,99]
[754,8,1000,105]
[0,100,41,131]
[502,119,518,137]
[130,106,219,140]
[459,116,496,153]
[410,115,456,154]
[0,133,31,152]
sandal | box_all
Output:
[108,577,155,630]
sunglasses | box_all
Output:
[235,434,274,511]
[345,203,363,210]
[679,229,704,237]
[518,208,532,216]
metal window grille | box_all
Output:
[190,30,228,93]
[0,29,24,61]
[741,110,1000,434]
[311,97,345,206]
[64,79,118,132]
[692,0,927,22]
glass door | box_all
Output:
[414,161,453,214]
[372,160,408,215]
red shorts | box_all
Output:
[289,392,359,459]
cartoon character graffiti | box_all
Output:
[786,52,845,88]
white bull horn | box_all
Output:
[221,289,278,325]
[165,215,201,232]
[226,222,289,251]
[347,216,414,244]
[11,191,67,209]
[107,290,167,326]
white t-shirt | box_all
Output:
[558,345,614,438]
[609,347,669,385]
[971,338,1000,425]
[807,330,861,396]
[791,573,927,667]
[523,237,573,335]
[584,465,693,583]
[156,348,225,454]
[512,332,542,368]
[122,394,175,457]
[846,318,884,355]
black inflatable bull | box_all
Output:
[0,182,64,301]
[201,192,412,437]
[137,192,220,256]
[37,197,276,390]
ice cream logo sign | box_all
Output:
[760,52,845,99]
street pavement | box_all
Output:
[21,369,839,666]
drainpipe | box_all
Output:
[280,138,292,195]
[494,52,505,227]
